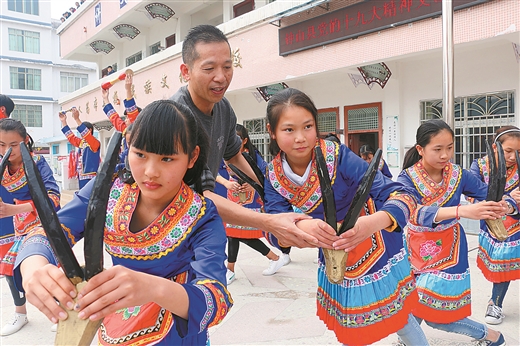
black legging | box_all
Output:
[5,275,26,307]
[227,237,271,263]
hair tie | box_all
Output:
[494,128,520,143]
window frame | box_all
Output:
[233,0,255,18]
[9,66,42,91]
[420,90,516,169]
[8,28,40,53]
[149,42,161,56]
[126,51,142,67]
[60,72,88,93]
[7,0,39,15]
[11,104,43,127]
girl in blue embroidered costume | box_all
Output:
[263,88,428,345]
[469,125,520,326]
[14,100,233,345]
[0,118,61,336]
[398,119,507,346]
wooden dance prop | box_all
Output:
[227,155,265,202]
[21,131,122,346]
[315,147,382,284]
[101,69,133,90]
[485,140,508,241]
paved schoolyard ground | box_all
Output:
[1,232,518,346]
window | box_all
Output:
[11,104,42,127]
[420,91,515,169]
[52,144,59,155]
[67,143,74,153]
[8,0,39,15]
[243,117,272,162]
[126,52,142,67]
[10,67,41,90]
[317,108,338,136]
[165,34,176,48]
[60,72,88,92]
[233,0,254,18]
[150,42,161,56]
[8,28,40,53]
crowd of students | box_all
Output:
[60,0,85,23]
[0,24,517,345]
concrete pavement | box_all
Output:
[1,231,518,345]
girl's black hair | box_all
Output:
[83,121,94,134]
[402,119,453,170]
[266,88,318,156]
[493,125,520,144]
[128,100,208,192]
[324,133,340,144]
[359,144,375,156]
[236,124,261,164]
[0,118,34,152]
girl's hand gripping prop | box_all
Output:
[315,147,382,284]
[227,155,265,202]
[101,69,133,90]
[21,131,122,346]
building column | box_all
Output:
[223,1,233,22]
[255,0,269,8]
[176,16,192,44]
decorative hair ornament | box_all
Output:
[494,128,520,143]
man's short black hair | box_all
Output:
[182,25,230,67]
[0,95,15,116]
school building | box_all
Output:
[55,0,519,180]
[0,0,97,179]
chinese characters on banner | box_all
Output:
[279,0,487,56]
[386,115,399,168]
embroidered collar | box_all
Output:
[104,179,205,259]
[406,161,461,207]
[266,139,338,213]
[2,155,37,193]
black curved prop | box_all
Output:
[486,140,506,202]
[242,152,265,189]
[84,131,122,281]
[314,147,337,232]
[21,143,84,283]
[0,148,12,177]
[337,149,382,235]
[227,163,264,202]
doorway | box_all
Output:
[344,102,382,156]
[348,132,379,157]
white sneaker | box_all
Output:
[281,253,291,266]
[51,323,58,332]
[1,313,28,336]
[485,304,504,325]
[263,257,285,276]
[226,269,236,285]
